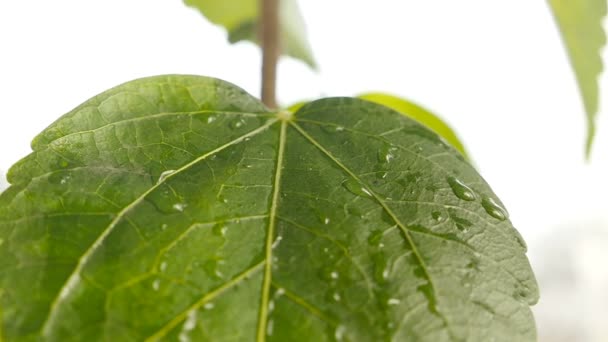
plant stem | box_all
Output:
[260,0,280,109]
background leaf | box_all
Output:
[184,0,316,68]
[0,75,537,341]
[548,0,607,156]
[359,93,469,159]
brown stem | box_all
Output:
[260,0,280,109]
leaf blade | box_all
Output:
[548,0,607,156]
[184,0,316,68]
[359,93,469,159]
[0,76,538,341]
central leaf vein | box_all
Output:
[256,120,287,342]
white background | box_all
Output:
[1,1,607,341]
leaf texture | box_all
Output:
[358,93,469,159]
[0,75,538,341]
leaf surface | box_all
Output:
[358,93,469,159]
[548,0,607,156]
[184,0,316,68]
[0,75,537,341]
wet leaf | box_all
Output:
[0,75,537,341]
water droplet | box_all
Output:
[230,118,246,129]
[342,179,373,199]
[0,238,4,246]
[158,170,176,184]
[203,302,214,310]
[334,325,346,341]
[376,171,388,179]
[335,126,345,132]
[161,224,168,231]
[60,175,71,185]
[332,292,341,302]
[152,279,160,291]
[179,310,198,342]
[481,196,508,221]
[387,298,401,306]
[377,145,397,163]
[212,223,227,237]
[271,235,283,249]
[203,259,224,279]
[173,203,186,212]
[453,217,473,233]
[268,300,275,312]
[367,229,383,246]
[431,211,445,223]
[266,319,274,336]
[324,217,330,225]
[330,271,339,279]
[373,252,388,283]
[159,261,167,272]
[275,288,285,297]
[447,177,476,201]
[207,115,216,123]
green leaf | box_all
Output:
[184,0,316,68]
[359,93,469,159]
[548,0,607,157]
[0,75,537,341]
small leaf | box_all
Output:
[548,0,607,157]
[359,93,469,159]
[184,0,316,68]
[0,75,537,341]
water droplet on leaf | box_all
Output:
[158,170,176,184]
[481,196,508,221]
[342,179,373,199]
[447,177,476,201]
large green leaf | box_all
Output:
[358,93,469,159]
[184,0,316,68]
[0,75,537,341]
[548,0,607,156]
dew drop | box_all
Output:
[431,211,445,223]
[335,126,345,132]
[230,118,246,129]
[324,217,331,225]
[387,298,401,306]
[266,319,274,336]
[376,171,388,179]
[60,175,71,185]
[332,292,341,302]
[373,252,389,283]
[158,170,176,184]
[212,223,228,237]
[330,271,339,279]
[377,145,397,163]
[342,179,373,199]
[173,203,186,212]
[204,302,214,310]
[159,261,167,272]
[334,325,346,341]
[207,115,216,123]
[481,196,509,221]
[152,279,160,291]
[161,224,168,231]
[447,176,476,201]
